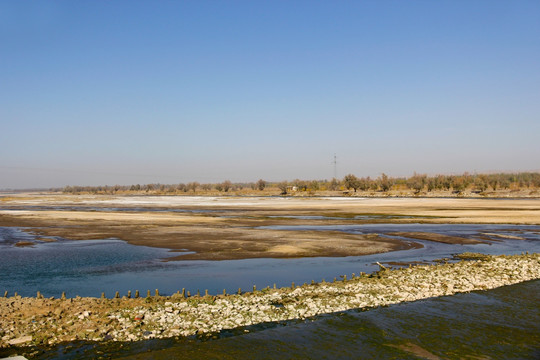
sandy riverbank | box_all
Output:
[1,253,538,349]
[1,194,539,260]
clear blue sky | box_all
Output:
[1,1,539,189]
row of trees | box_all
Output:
[342,172,540,193]
[62,172,540,195]
[63,179,267,195]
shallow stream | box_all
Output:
[1,224,539,298]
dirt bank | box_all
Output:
[0,195,538,260]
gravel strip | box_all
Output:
[1,253,539,348]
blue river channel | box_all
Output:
[1,224,540,298]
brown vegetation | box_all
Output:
[58,172,540,198]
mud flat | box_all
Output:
[1,194,539,260]
[1,253,538,349]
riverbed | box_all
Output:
[1,195,540,359]
[1,224,539,298]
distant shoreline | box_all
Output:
[5,171,540,199]
[2,189,540,199]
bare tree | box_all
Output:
[343,174,360,192]
[277,181,288,195]
[222,180,232,192]
[358,177,370,191]
[187,182,199,192]
[407,173,426,193]
[379,173,392,192]
[256,179,266,191]
[328,178,340,191]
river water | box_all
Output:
[1,224,539,298]
[1,224,539,359]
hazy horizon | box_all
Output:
[2,1,539,189]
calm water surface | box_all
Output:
[1,224,539,298]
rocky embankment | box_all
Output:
[1,253,539,348]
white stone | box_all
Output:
[7,335,32,345]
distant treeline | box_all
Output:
[341,172,540,193]
[62,172,540,195]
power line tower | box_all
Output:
[333,154,337,179]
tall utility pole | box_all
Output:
[333,154,337,179]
